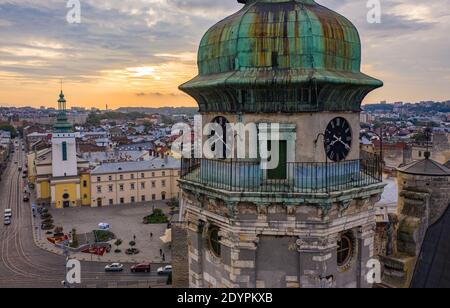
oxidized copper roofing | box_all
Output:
[180,0,383,113]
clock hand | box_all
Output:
[338,139,351,150]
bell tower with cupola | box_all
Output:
[179,0,385,288]
[52,90,77,178]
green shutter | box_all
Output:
[268,141,287,180]
[62,142,68,161]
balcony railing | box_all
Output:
[180,151,382,194]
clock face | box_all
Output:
[210,116,229,158]
[324,117,353,162]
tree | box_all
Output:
[71,228,79,248]
[114,239,122,252]
[0,124,17,138]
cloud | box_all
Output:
[0,0,449,106]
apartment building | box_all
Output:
[90,157,180,207]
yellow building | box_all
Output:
[30,91,90,208]
[90,157,180,207]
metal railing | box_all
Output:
[181,151,382,194]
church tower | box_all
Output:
[52,90,77,177]
[179,0,385,288]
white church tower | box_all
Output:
[52,91,77,177]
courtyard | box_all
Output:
[40,201,175,264]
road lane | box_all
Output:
[0,140,169,288]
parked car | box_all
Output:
[131,263,151,273]
[105,263,124,272]
[4,217,11,226]
[157,265,172,276]
[4,209,12,218]
[23,196,30,202]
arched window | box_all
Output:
[208,227,221,258]
[337,231,355,269]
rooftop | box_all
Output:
[398,157,450,176]
[91,157,180,175]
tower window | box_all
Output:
[271,51,279,68]
[208,227,221,258]
[337,231,355,269]
[62,141,68,161]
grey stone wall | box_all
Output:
[183,186,383,289]
[171,223,189,288]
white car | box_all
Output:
[4,209,12,218]
[4,217,11,226]
[157,265,172,275]
[105,263,124,272]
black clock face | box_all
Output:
[324,117,353,162]
[210,116,229,158]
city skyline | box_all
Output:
[1,0,450,109]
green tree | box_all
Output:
[0,124,17,138]
[71,228,79,248]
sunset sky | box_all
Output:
[0,0,449,109]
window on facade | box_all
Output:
[162,171,166,177]
[141,173,145,178]
[208,227,221,257]
[152,172,155,177]
[109,176,113,181]
[152,194,156,201]
[83,180,87,188]
[271,51,279,68]
[97,177,101,182]
[141,195,146,202]
[120,198,124,204]
[62,141,68,161]
[131,174,135,179]
[161,192,166,200]
[141,182,145,189]
[130,183,135,190]
[131,196,136,203]
[152,181,156,188]
[161,180,166,187]
[109,199,114,205]
[97,186,102,193]
[337,231,355,268]
[119,184,124,191]
[108,185,113,192]
[119,175,124,180]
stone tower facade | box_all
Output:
[178,0,384,288]
[380,156,450,288]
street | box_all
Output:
[0,141,169,288]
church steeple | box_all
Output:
[54,87,72,133]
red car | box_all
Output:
[131,263,151,273]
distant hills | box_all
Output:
[115,107,198,115]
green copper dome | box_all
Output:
[53,91,72,132]
[180,0,383,113]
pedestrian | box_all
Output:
[160,248,163,256]
[133,234,136,241]
[162,253,165,261]
[150,232,153,239]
